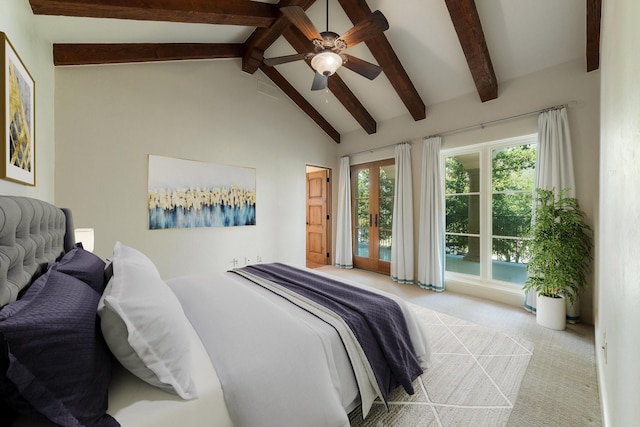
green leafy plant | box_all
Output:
[524,188,593,304]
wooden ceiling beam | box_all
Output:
[260,64,340,144]
[586,0,601,72]
[29,0,277,27]
[443,0,498,102]
[282,26,377,134]
[53,43,244,65]
[242,0,317,74]
[338,0,426,121]
[326,73,376,135]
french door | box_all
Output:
[351,159,395,274]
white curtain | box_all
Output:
[525,107,580,320]
[335,156,353,268]
[417,137,444,291]
[391,143,414,283]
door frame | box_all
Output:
[306,165,332,267]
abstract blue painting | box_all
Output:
[148,155,256,229]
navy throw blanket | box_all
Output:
[233,263,423,403]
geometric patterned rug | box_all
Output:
[349,304,534,427]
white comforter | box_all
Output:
[167,270,431,427]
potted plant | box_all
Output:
[524,188,593,330]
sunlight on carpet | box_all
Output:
[349,304,534,427]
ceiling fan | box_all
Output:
[263,3,389,91]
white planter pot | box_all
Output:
[536,294,566,330]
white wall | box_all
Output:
[54,60,339,278]
[0,1,55,200]
[338,58,600,323]
[597,0,640,425]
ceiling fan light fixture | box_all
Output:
[311,51,343,76]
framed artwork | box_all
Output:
[1,32,35,186]
[148,155,256,229]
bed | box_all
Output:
[0,196,431,427]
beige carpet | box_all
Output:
[349,304,534,427]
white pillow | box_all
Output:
[98,242,197,399]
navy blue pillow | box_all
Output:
[0,269,118,427]
[0,332,18,424]
[52,244,107,294]
[0,331,7,374]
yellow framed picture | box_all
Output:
[1,32,35,186]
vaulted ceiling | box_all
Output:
[30,0,601,144]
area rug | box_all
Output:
[349,304,534,427]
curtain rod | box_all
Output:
[344,101,574,158]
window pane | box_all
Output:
[356,168,370,196]
[379,165,395,197]
[356,228,369,257]
[492,193,532,237]
[446,153,480,194]
[379,165,394,231]
[356,198,369,227]
[491,143,536,285]
[446,194,480,234]
[492,145,536,192]
[379,230,391,261]
[355,168,370,239]
[445,235,480,276]
[492,238,529,283]
[379,196,393,229]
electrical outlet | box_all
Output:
[231,258,239,267]
[256,255,262,263]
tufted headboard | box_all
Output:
[0,196,75,306]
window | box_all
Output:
[444,135,536,286]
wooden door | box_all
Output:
[351,159,395,274]
[306,169,330,266]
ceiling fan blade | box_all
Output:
[280,6,322,41]
[338,10,389,48]
[342,54,383,80]
[311,72,328,91]
[263,53,310,66]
